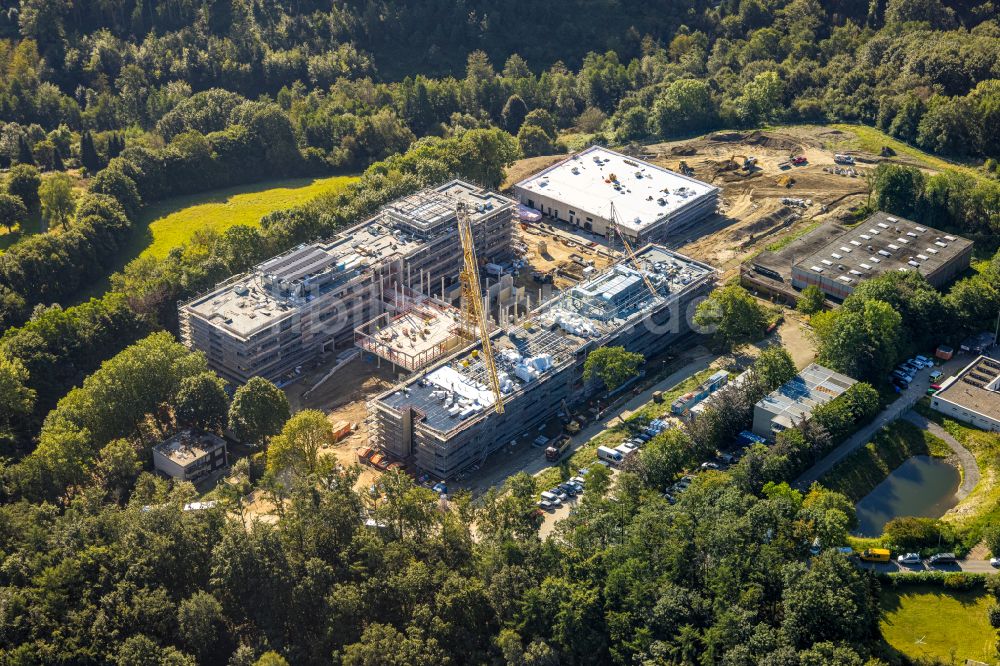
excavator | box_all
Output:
[456,202,505,414]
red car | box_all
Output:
[929,383,942,390]
[791,155,807,165]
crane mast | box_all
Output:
[456,202,505,414]
[608,202,660,299]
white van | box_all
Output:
[597,446,624,464]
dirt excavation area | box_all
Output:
[639,126,885,277]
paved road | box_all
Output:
[902,411,980,499]
[795,356,969,489]
[858,559,997,575]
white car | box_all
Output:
[915,355,934,367]
[930,370,944,381]
[897,552,921,565]
[991,557,1000,568]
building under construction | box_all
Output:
[370,245,716,479]
[179,181,515,384]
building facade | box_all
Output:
[152,430,229,482]
[179,181,514,384]
[931,355,1000,432]
[370,246,717,480]
[512,146,719,244]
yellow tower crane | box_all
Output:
[456,202,505,414]
[608,202,660,299]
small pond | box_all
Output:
[853,455,960,537]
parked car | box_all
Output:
[559,483,577,497]
[891,377,910,390]
[930,370,944,381]
[915,355,934,367]
[570,476,586,487]
[700,462,720,470]
[991,557,999,568]
[927,552,957,566]
[551,488,568,502]
[897,552,921,565]
[892,369,913,381]
[538,500,554,511]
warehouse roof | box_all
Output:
[792,212,972,288]
[514,146,718,234]
[756,363,856,425]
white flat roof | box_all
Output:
[514,146,718,234]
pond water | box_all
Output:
[853,456,960,537]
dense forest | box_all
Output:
[0,0,999,663]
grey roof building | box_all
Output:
[744,212,972,303]
[752,363,856,439]
[931,355,1000,432]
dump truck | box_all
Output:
[545,436,572,462]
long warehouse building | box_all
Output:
[512,145,720,244]
[370,245,717,480]
[179,181,515,384]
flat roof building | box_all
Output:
[371,245,716,479]
[744,213,973,302]
[153,430,229,482]
[179,181,515,384]
[931,355,1000,432]
[752,364,856,440]
[512,146,719,244]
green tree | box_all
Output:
[6,163,41,210]
[174,372,229,433]
[39,171,76,230]
[266,409,332,477]
[0,192,27,232]
[652,79,715,136]
[782,550,878,648]
[91,438,142,501]
[796,284,825,315]
[0,351,35,440]
[502,95,529,133]
[522,108,557,139]
[754,346,798,392]
[518,124,555,157]
[583,346,643,391]
[80,130,102,171]
[228,377,290,448]
[694,284,769,350]
[872,163,925,219]
[638,429,695,490]
[613,106,649,142]
[813,298,902,380]
[177,591,227,663]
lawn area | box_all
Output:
[821,419,951,502]
[828,123,984,179]
[137,175,358,259]
[880,584,996,664]
[73,175,358,303]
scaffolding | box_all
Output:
[355,301,466,372]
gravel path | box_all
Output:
[902,411,980,500]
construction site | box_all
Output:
[369,244,716,480]
[201,124,949,488]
